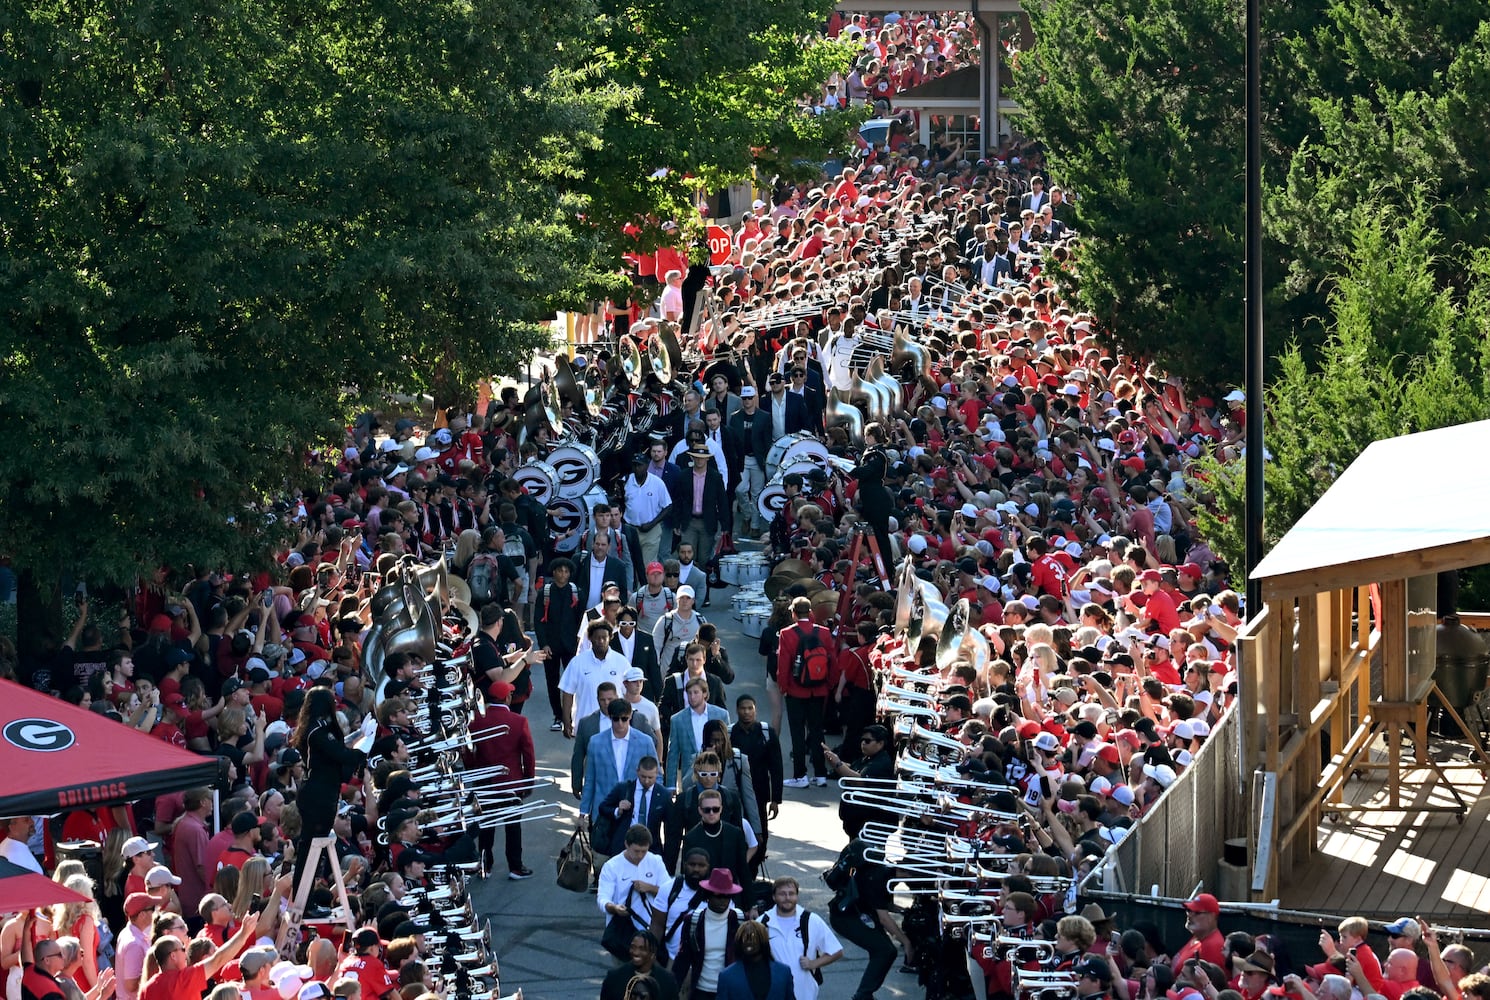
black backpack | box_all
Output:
[761,908,825,984]
[822,839,864,916]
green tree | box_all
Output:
[1011,0,1247,387]
[1191,204,1490,568]
[579,0,860,251]
[0,0,621,618]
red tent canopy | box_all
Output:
[0,680,220,816]
[0,858,90,911]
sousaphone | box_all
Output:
[617,335,645,389]
[646,335,674,385]
[553,355,591,418]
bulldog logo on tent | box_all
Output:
[3,718,76,753]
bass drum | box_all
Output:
[547,495,593,544]
[754,458,821,525]
[548,443,601,500]
[513,460,559,506]
[757,471,790,525]
[766,431,831,477]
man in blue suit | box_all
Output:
[666,675,730,790]
[582,699,659,824]
[594,755,671,858]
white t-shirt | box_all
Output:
[629,695,662,735]
[761,907,843,1000]
[596,850,669,932]
[825,332,861,391]
[697,908,732,991]
[559,648,630,725]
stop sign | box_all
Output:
[706,225,732,266]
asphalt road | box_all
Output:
[471,568,920,1000]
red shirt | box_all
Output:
[150,722,187,749]
[1174,928,1225,968]
[140,963,206,1000]
[1030,554,1068,597]
[249,694,284,724]
[775,620,839,698]
[216,846,255,872]
[338,954,397,1000]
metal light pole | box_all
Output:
[1244,0,1264,618]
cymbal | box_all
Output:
[764,574,828,602]
[770,558,814,579]
[811,588,842,611]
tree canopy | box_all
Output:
[0,0,857,597]
[0,0,616,589]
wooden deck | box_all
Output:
[1280,741,1490,923]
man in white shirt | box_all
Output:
[598,825,669,942]
[621,666,662,735]
[559,620,630,732]
[623,453,671,568]
[758,876,843,1000]
[0,816,41,873]
[823,323,862,393]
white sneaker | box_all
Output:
[812,777,829,787]
[783,777,810,789]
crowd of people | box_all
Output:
[2,10,1488,1000]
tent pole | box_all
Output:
[212,789,220,836]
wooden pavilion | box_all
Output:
[1240,419,1490,918]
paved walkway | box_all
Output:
[471,571,920,999]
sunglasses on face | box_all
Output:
[700,806,722,814]
[696,771,720,778]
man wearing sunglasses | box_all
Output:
[679,789,749,890]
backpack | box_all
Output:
[760,909,824,985]
[501,528,528,567]
[822,840,863,916]
[539,581,579,622]
[633,586,675,615]
[467,553,499,604]
[790,624,831,687]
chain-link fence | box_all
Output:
[1084,706,1248,897]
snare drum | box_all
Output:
[735,553,770,585]
[513,460,559,506]
[719,554,744,587]
[548,443,601,499]
[730,589,757,619]
[741,602,772,638]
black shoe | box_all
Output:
[549,719,563,732]
[508,866,534,880]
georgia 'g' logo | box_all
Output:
[3,718,76,752]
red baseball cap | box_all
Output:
[149,614,173,633]
[646,562,665,575]
[1182,892,1220,915]
[1016,720,1042,739]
